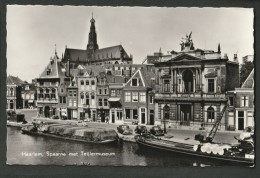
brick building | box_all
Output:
[226,69,254,130]
[21,82,36,109]
[6,75,23,110]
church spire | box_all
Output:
[87,13,99,51]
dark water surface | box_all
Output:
[7,127,229,166]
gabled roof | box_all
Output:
[125,69,156,88]
[241,69,254,88]
[39,56,66,79]
[7,75,23,85]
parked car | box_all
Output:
[150,126,164,136]
[135,125,147,134]
[117,125,133,135]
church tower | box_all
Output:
[87,14,99,59]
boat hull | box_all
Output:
[135,136,254,166]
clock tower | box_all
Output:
[87,15,99,60]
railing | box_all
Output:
[37,98,58,103]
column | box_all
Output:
[171,68,174,92]
[174,69,177,93]
[191,104,194,122]
[193,75,196,92]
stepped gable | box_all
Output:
[241,69,254,88]
[7,75,24,85]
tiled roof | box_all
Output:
[140,69,156,88]
[241,69,254,88]
[107,75,125,84]
[93,45,129,60]
[7,75,24,85]
[64,48,88,62]
[63,45,130,62]
[39,56,66,79]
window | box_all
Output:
[91,80,95,85]
[86,80,89,85]
[59,96,62,103]
[98,88,102,95]
[208,79,215,93]
[140,92,146,102]
[51,89,56,99]
[207,107,215,122]
[73,91,77,97]
[80,93,84,104]
[111,90,116,96]
[164,80,170,92]
[104,99,108,106]
[133,109,138,119]
[117,90,122,95]
[241,96,249,107]
[69,100,72,106]
[126,109,131,119]
[10,88,14,96]
[125,92,131,102]
[150,95,153,104]
[39,82,43,86]
[132,92,138,102]
[91,94,95,100]
[73,100,77,107]
[104,88,107,95]
[80,80,84,85]
[63,97,66,103]
[69,91,73,96]
[132,78,138,86]
[228,97,234,106]
[99,99,102,106]
[85,94,89,105]
[25,85,29,90]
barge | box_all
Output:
[135,134,254,166]
[21,124,119,144]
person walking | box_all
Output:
[105,116,109,124]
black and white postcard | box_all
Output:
[6,6,254,167]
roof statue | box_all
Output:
[180,32,194,51]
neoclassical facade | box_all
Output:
[153,34,239,129]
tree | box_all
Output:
[240,61,254,86]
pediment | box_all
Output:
[169,54,202,62]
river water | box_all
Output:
[7,126,230,166]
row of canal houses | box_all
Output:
[36,50,156,125]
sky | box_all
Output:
[7,6,254,82]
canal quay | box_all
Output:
[7,109,244,166]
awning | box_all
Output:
[108,98,121,102]
[28,100,34,103]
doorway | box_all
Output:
[150,110,154,125]
[10,100,14,109]
[238,111,244,130]
[112,111,115,123]
[141,108,145,124]
[44,106,50,118]
[180,104,191,125]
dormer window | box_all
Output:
[132,78,138,86]
[25,85,29,90]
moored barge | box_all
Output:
[21,124,119,144]
[135,134,254,166]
